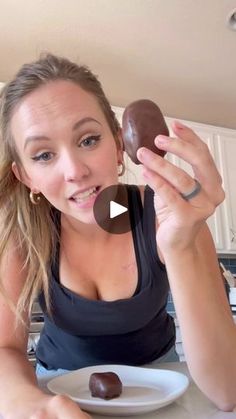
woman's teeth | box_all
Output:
[72,187,98,202]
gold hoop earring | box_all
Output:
[29,191,41,205]
[118,162,125,177]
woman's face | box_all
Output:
[11,80,123,224]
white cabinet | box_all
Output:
[165,121,225,252]
[215,134,236,252]
[174,318,185,362]
[113,106,232,252]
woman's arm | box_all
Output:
[137,121,236,411]
[164,224,236,411]
[0,242,90,419]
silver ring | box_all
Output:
[181,179,201,200]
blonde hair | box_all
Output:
[0,53,121,324]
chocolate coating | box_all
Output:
[89,372,122,400]
[122,99,169,164]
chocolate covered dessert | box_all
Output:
[122,99,169,164]
[89,372,123,400]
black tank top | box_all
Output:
[36,185,175,370]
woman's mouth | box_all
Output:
[69,186,100,207]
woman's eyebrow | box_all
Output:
[24,135,50,151]
[72,117,101,131]
[24,117,102,150]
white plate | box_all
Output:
[47,364,189,416]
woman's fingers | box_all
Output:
[137,121,225,207]
[162,135,222,197]
[155,134,211,171]
[48,394,91,418]
[143,169,188,210]
[138,148,198,197]
[171,120,204,145]
[7,394,91,419]
[143,167,212,211]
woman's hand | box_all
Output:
[137,120,225,254]
[5,393,91,419]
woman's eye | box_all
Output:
[31,152,53,162]
[80,135,101,148]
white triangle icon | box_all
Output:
[110,201,128,219]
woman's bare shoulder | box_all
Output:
[0,239,30,352]
[0,238,27,289]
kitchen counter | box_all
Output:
[38,362,236,419]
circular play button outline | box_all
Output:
[93,184,141,234]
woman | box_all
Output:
[0,53,235,418]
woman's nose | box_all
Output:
[62,152,90,182]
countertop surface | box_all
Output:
[38,361,236,419]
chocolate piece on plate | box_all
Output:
[89,372,122,400]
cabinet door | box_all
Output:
[166,126,225,251]
[216,134,236,251]
[120,153,143,184]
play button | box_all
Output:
[93,184,141,234]
[110,201,127,218]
